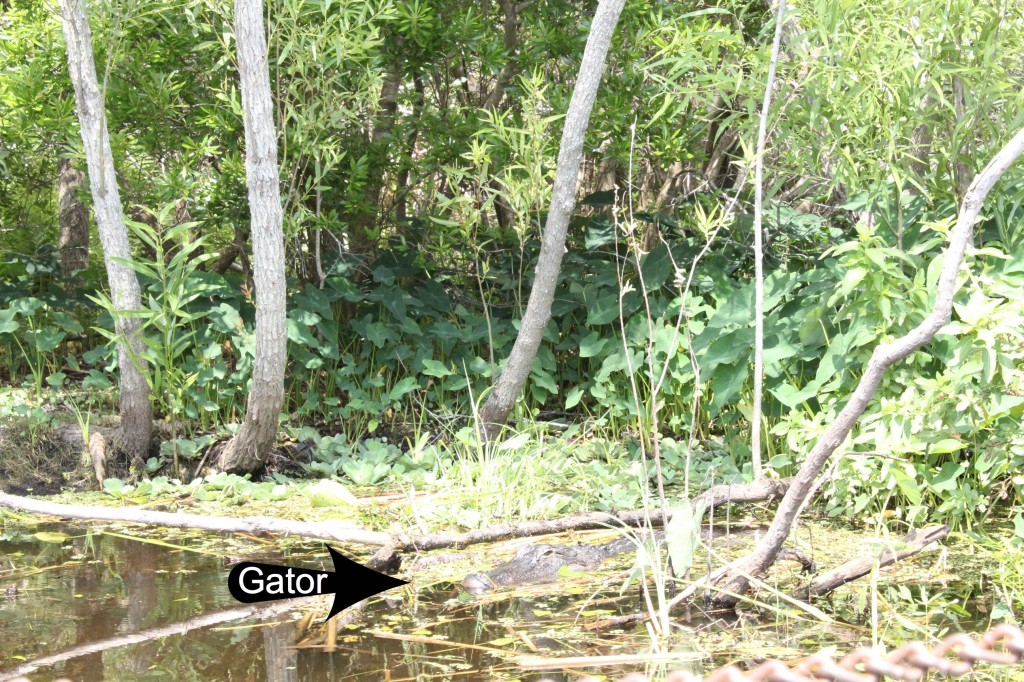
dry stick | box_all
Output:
[617,120,668,523]
[751,0,788,482]
[706,124,1024,610]
[794,525,949,600]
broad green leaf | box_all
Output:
[51,311,84,333]
[289,309,321,327]
[26,327,65,352]
[831,266,868,302]
[498,432,531,451]
[929,462,964,493]
[287,319,318,346]
[103,478,125,496]
[9,297,42,316]
[364,321,389,348]
[929,439,966,454]
[710,361,747,414]
[587,293,620,326]
[83,370,113,390]
[565,385,584,409]
[640,244,674,287]
[0,309,19,335]
[209,303,244,333]
[388,377,420,401]
[665,504,699,576]
[578,331,607,358]
[1014,513,1024,540]
[893,469,922,505]
[530,367,558,394]
[770,380,821,408]
[421,359,453,377]
[305,479,358,507]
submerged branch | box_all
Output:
[0,601,307,681]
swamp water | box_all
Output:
[0,521,1006,681]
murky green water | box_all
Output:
[0,521,1015,681]
[0,523,676,681]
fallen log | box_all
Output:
[0,490,392,547]
[0,477,792,558]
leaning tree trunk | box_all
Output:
[57,156,89,278]
[216,0,287,474]
[478,0,626,438]
[59,0,152,466]
[708,124,1024,609]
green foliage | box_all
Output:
[101,473,294,504]
[304,434,440,487]
[1,0,1024,536]
[90,207,217,423]
[0,254,100,396]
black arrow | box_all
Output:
[227,545,408,621]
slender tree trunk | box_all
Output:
[216,0,287,473]
[478,0,626,438]
[57,156,89,278]
[751,0,787,481]
[483,0,519,110]
[708,125,1024,609]
[484,2,523,240]
[58,0,152,467]
[348,63,403,260]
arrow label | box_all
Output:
[227,545,408,621]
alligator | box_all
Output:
[461,534,647,595]
[461,525,766,594]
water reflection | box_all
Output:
[0,525,630,681]
[4,521,982,681]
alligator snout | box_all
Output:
[461,572,494,595]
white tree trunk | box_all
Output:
[710,124,1024,608]
[59,0,152,467]
[479,0,626,437]
[751,0,788,480]
[216,0,287,473]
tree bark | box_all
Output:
[707,124,1024,609]
[57,156,89,277]
[478,0,625,437]
[58,0,152,467]
[216,0,288,473]
[482,0,519,110]
[348,62,403,260]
